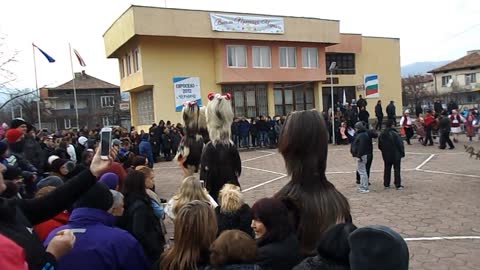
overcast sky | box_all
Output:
[1,0,479,91]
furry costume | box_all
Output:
[200,93,241,202]
[175,101,208,176]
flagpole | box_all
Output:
[68,43,80,130]
[32,44,42,129]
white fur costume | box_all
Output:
[200,93,241,201]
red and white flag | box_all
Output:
[73,49,86,67]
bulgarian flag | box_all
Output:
[73,49,86,67]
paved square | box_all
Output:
[154,138,480,269]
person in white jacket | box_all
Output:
[66,139,77,164]
[400,110,414,145]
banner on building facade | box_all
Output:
[364,74,379,98]
[210,13,284,34]
[173,76,202,112]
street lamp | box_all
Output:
[329,62,337,145]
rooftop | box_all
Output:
[52,71,119,90]
[429,51,480,73]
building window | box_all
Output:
[325,53,355,74]
[221,84,268,117]
[302,48,318,68]
[126,53,132,75]
[135,89,155,125]
[102,116,111,127]
[252,46,271,68]
[465,73,476,84]
[274,83,314,116]
[133,48,140,72]
[226,45,247,67]
[119,58,125,78]
[279,47,296,68]
[101,96,115,108]
[441,75,452,86]
[64,119,71,129]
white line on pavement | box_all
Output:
[243,175,288,192]
[243,152,277,162]
[405,236,480,241]
[415,154,435,170]
[242,166,287,176]
[417,169,480,179]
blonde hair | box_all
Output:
[172,176,211,216]
[161,200,217,270]
[35,186,56,198]
[218,184,243,213]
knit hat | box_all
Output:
[354,121,365,130]
[349,225,409,270]
[78,136,88,147]
[73,182,114,211]
[51,159,69,173]
[37,176,64,190]
[10,118,27,129]
[5,128,24,144]
[112,139,122,147]
[404,109,410,114]
[48,155,60,165]
[0,141,8,156]
[99,172,119,190]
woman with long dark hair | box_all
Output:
[251,197,302,270]
[121,170,165,264]
[274,110,351,256]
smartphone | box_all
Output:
[100,127,112,160]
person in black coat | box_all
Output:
[293,223,357,270]
[386,101,396,126]
[215,184,254,237]
[162,128,173,161]
[249,118,258,147]
[120,170,165,264]
[358,107,370,128]
[170,128,182,157]
[375,100,384,130]
[351,122,378,190]
[356,95,367,112]
[0,147,115,270]
[438,111,454,150]
[378,120,405,189]
[434,100,443,115]
[251,197,302,270]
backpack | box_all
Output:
[350,133,365,158]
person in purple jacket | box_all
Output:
[44,182,150,270]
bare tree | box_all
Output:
[0,34,18,89]
[401,75,435,108]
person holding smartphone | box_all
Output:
[0,145,117,270]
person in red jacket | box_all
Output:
[0,233,28,270]
[33,186,70,242]
[423,110,435,146]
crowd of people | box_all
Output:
[0,111,411,270]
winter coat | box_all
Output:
[351,129,377,158]
[54,148,70,160]
[357,98,367,109]
[162,133,172,150]
[171,132,182,150]
[375,104,383,117]
[434,102,443,114]
[232,122,240,136]
[0,170,97,270]
[256,234,302,270]
[200,142,241,202]
[274,122,282,136]
[23,135,46,174]
[250,122,258,137]
[378,128,405,163]
[238,121,250,137]
[256,120,269,132]
[139,134,154,165]
[438,116,451,133]
[293,256,349,270]
[0,233,28,269]
[215,204,254,237]
[121,193,165,263]
[358,110,370,124]
[44,208,150,270]
[75,144,86,165]
[33,211,69,242]
[386,103,396,117]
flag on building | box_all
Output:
[32,44,55,63]
[73,49,86,67]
